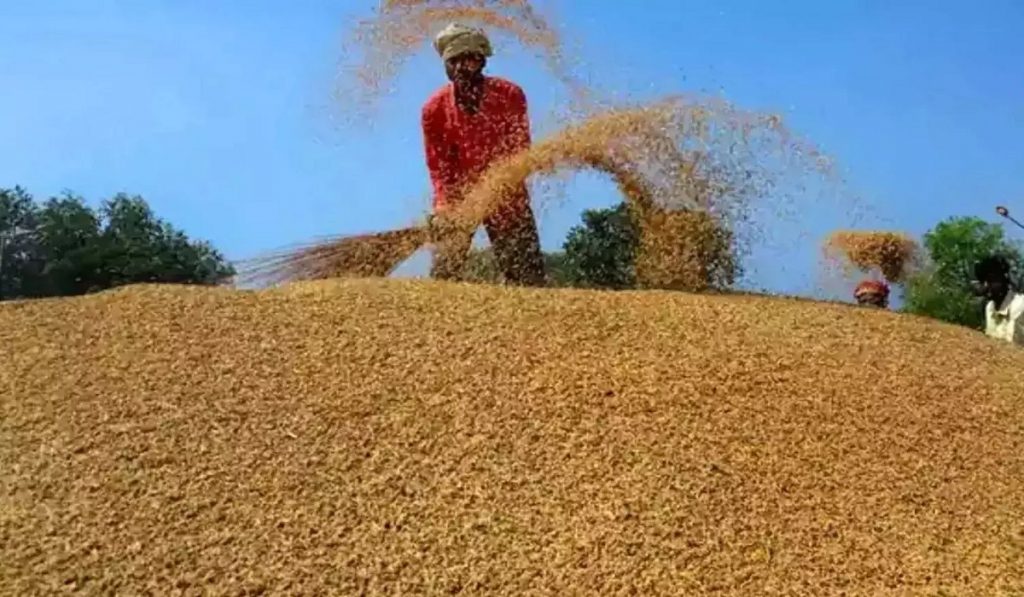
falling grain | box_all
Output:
[633,208,738,291]
[823,230,920,284]
[338,0,586,116]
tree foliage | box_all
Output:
[903,216,1024,329]
[460,203,639,289]
[0,187,42,298]
[560,202,639,289]
[0,187,234,301]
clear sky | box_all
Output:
[1,0,1021,296]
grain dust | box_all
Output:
[2,279,1022,594]
[338,0,586,116]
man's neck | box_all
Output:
[453,76,486,112]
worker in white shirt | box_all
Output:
[974,255,1024,345]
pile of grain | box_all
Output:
[3,280,1022,594]
[824,230,920,283]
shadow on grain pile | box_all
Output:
[2,278,1023,594]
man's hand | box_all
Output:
[428,210,461,243]
[429,206,480,245]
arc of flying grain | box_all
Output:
[239,97,830,288]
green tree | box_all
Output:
[0,187,235,300]
[0,187,42,300]
[34,193,106,296]
[903,216,1024,329]
[96,194,234,288]
[560,202,639,289]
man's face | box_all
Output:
[445,53,485,84]
[857,293,887,309]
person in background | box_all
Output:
[974,254,1024,345]
[854,279,890,309]
[421,23,546,286]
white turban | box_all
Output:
[433,23,493,62]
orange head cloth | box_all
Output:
[854,280,890,300]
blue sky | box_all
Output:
[1,0,1022,296]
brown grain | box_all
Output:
[2,279,1022,594]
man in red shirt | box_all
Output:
[421,23,546,286]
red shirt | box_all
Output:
[421,76,531,212]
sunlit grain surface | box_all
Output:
[2,279,1022,594]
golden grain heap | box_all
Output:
[2,280,1023,594]
[824,230,920,284]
